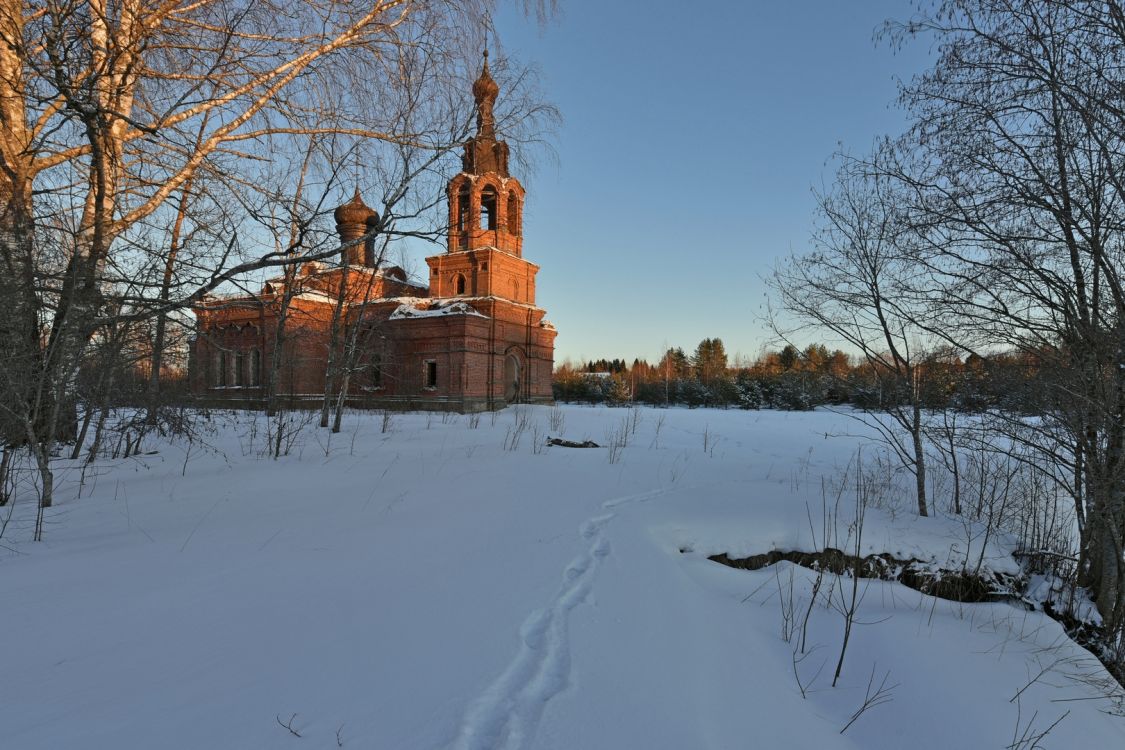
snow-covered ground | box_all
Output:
[2,405,1122,749]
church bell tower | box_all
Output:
[447,50,524,257]
[428,51,537,305]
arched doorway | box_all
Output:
[504,353,521,403]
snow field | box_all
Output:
[1,405,1122,749]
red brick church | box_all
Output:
[190,54,556,411]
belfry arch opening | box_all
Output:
[480,185,498,230]
[457,184,470,228]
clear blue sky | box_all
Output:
[489,1,934,366]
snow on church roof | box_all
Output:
[388,300,488,320]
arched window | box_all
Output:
[504,353,522,403]
[249,349,261,386]
[216,351,228,387]
[507,191,519,236]
[370,353,383,389]
[454,273,466,295]
[234,351,246,386]
[480,186,498,230]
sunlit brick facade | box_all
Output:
[190,53,556,411]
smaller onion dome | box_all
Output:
[334,187,378,228]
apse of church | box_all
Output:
[190,52,556,411]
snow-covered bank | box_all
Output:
[1,406,1122,749]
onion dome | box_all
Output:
[334,187,378,230]
[472,49,499,105]
[335,188,379,266]
[461,48,509,175]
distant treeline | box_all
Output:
[555,339,1041,412]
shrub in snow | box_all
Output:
[633,380,669,406]
[604,375,632,406]
[677,378,709,408]
[708,377,740,408]
[736,379,764,410]
[769,373,815,411]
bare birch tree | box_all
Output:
[772,155,933,517]
[0,0,556,514]
[878,0,1125,657]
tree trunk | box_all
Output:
[912,402,928,517]
[320,267,349,428]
